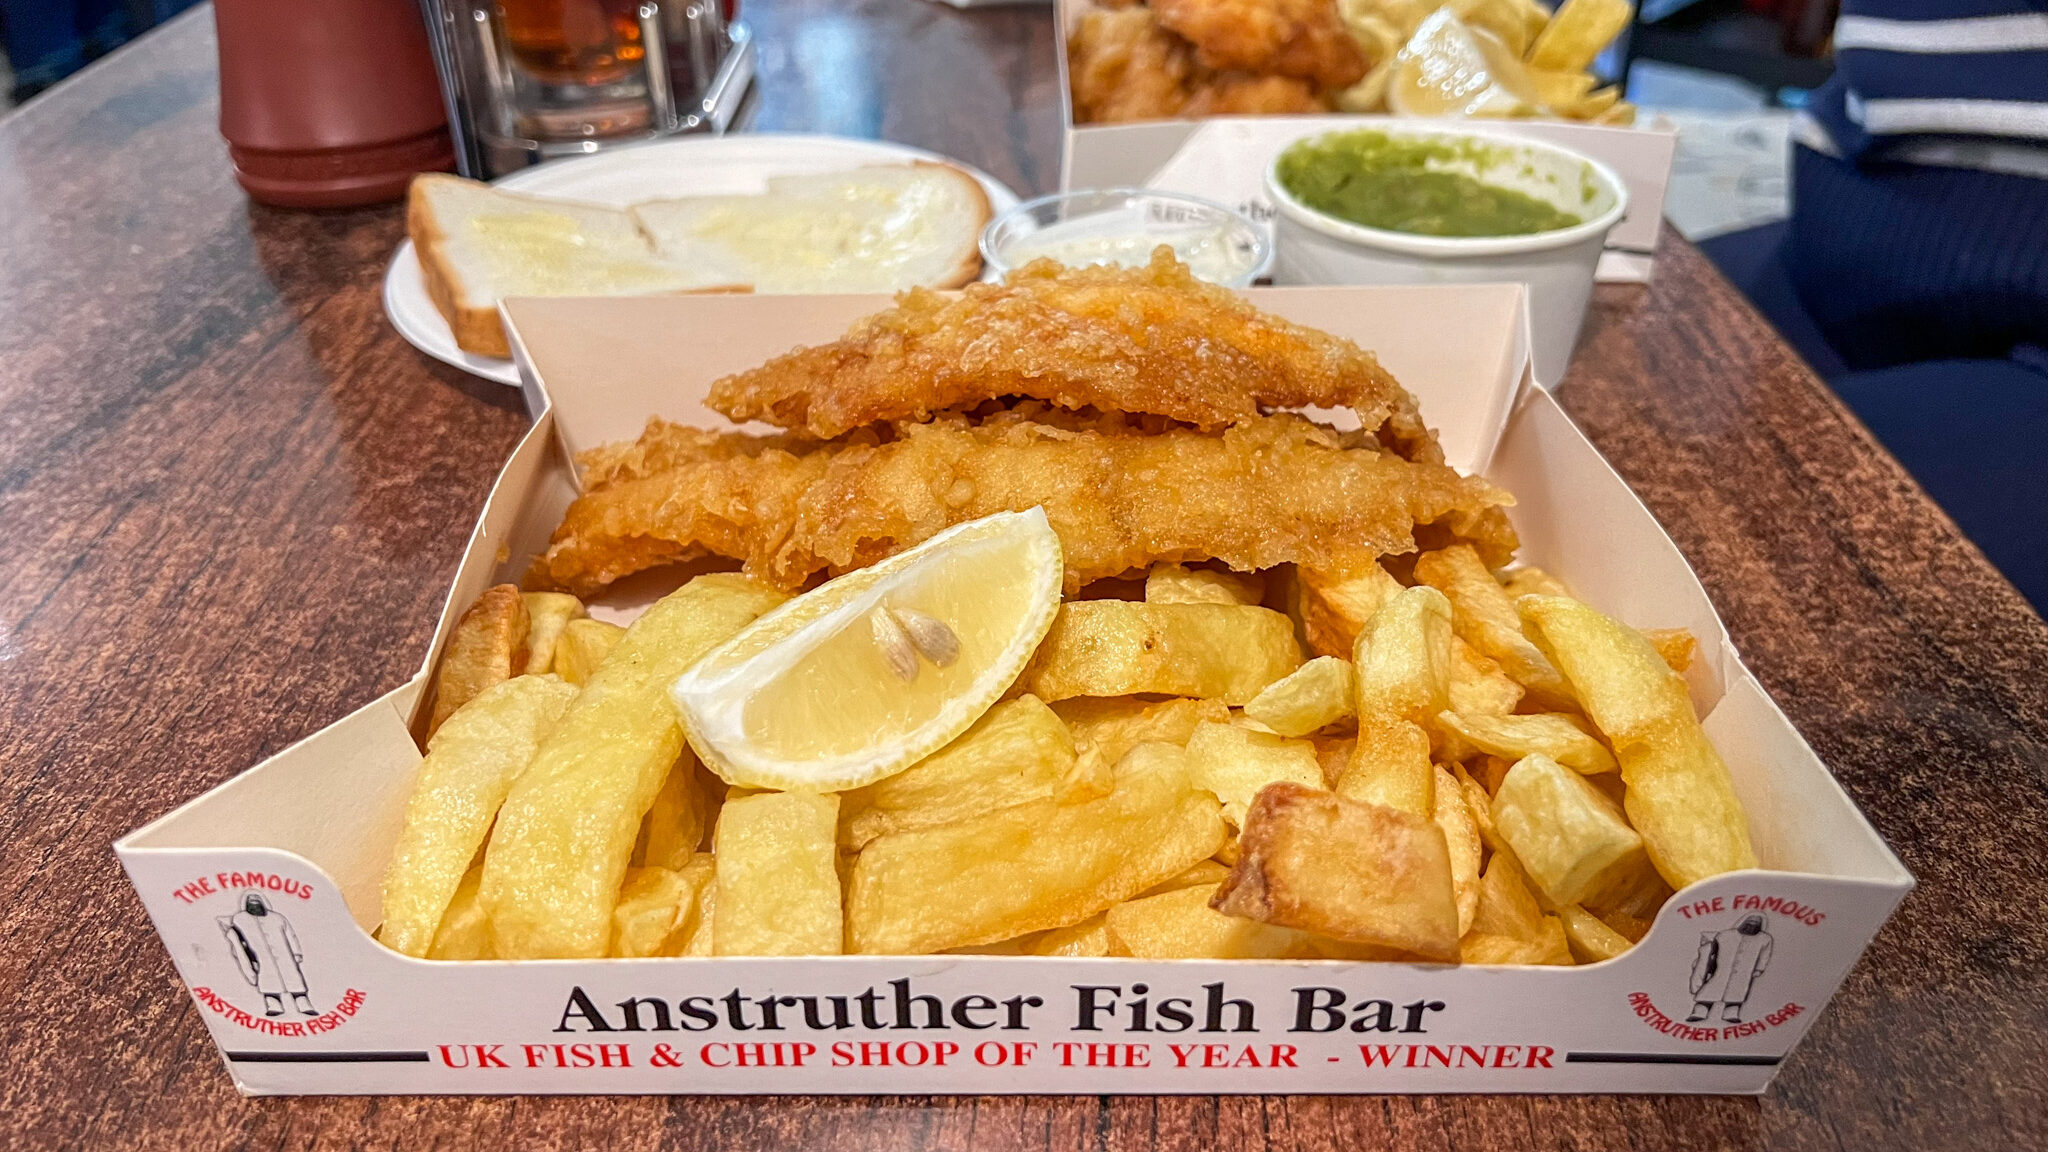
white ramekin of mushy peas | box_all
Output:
[1266,124,1628,387]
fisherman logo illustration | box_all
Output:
[1686,913,1773,1024]
[218,891,316,1018]
[1627,897,1819,1042]
[172,869,369,1037]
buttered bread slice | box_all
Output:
[630,163,991,294]
[408,173,743,359]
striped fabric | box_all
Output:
[1794,0,2048,176]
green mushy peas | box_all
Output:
[1277,131,1583,238]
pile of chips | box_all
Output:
[1337,0,1637,123]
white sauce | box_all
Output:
[996,200,1262,285]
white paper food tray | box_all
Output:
[1052,0,1678,283]
[116,285,1908,1096]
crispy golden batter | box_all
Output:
[1153,0,1367,89]
[1183,71,1333,115]
[707,250,1422,442]
[575,421,827,489]
[1068,8,1195,124]
[531,412,1514,597]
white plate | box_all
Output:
[384,134,1024,385]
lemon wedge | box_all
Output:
[671,509,1064,792]
[1388,9,1542,118]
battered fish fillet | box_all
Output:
[1183,71,1333,115]
[575,421,832,489]
[1152,0,1368,90]
[529,411,1515,597]
[1068,8,1195,124]
[707,250,1425,444]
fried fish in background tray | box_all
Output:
[705,250,1433,453]
[1151,0,1367,90]
[1067,0,1638,127]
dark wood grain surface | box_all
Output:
[1,3,2043,1149]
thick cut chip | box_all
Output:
[1583,852,1675,925]
[1054,695,1228,802]
[611,862,716,958]
[1244,656,1356,736]
[1528,0,1634,73]
[1024,601,1303,705]
[1214,834,1242,867]
[553,617,626,686]
[1032,913,1126,957]
[521,592,585,676]
[1470,847,1546,940]
[1448,639,1524,715]
[1623,725,1757,889]
[1293,561,1402,658]
[1343,586,1451,816]
[381,674,577,957]
[1108,883,1307,959]
[1212,782,1460,961]
[1642,627,1699,673]
[426,873,491,962]
[1500,566,1571,599]
[1475,754,1514,795]
[1415,544,1571,707]
[1146,563,1265,606]
[1559,83,1622,119]
[1529,67,1598,108]
[1137,859,1235,897]
[681,872,717,956]
[1342,720,1435,815]
[1520,595,1758,889]
[947,936,1039,956]
[1435,765,1483,937]
[1312,734,1355,788]
[1454,763,1501,849]
[481,573,784,959]
[713,791,843,956]
[1436,711,1618,774]
[425,863,492,961]
[1461,916,1573,965]
[1596,908,1652,943]
[841,695,1075,848]
[1354,586,1454,728]
[1593,100,1638,126]
[429,585,531,733]
[1491,753,1646,906]
[1185,721,1325,827]
[633,754,713,870]
[1557,901,1634,963]
[676,853,718,951]
[846,742,1226,954]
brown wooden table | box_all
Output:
[2,3,2044,1148]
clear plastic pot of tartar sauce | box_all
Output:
[980,189,1271,287]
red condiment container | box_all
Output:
[214,0,455,208]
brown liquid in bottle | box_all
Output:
[214,0,455,208]
[500,0,648,85]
